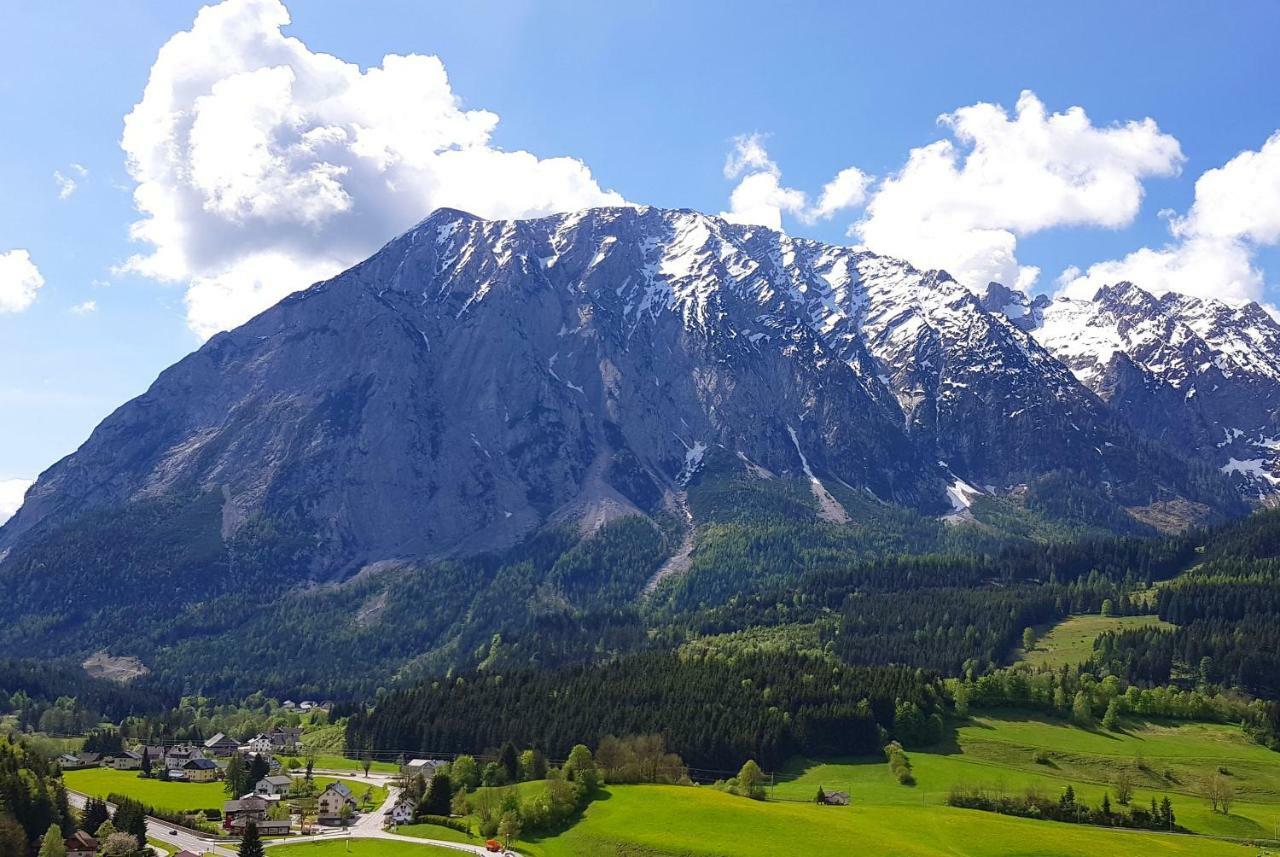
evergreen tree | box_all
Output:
[140,748,151,778]
[225,753,246,796]
[498,742,519,784]
[239,821,265,857]
[80,799,109,836]
[421,772,452,817]
[814,786,826,804]
[248,754,270,786]
[1100,792,1111,817]
[1160,795,1175,828]
[37,823,66,857]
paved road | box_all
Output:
[67,790,237,856]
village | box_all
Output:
[55,717,460,852]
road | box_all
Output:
[67,789,237,856]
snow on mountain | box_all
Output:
[994,280,1280,495]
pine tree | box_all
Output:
[814,786,826,804]
[81,798,109,836]
[1160,795,1175,828]
[140,748,151,778]
[225,753,246,796]
[422,772,453,817]
[239,821,265,857]
[498,742,519,784]
[1100,792,1111,817]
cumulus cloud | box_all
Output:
[121,0,626,339]
[0,250,44,313]
[70,300,97,315]
[1061,131,1280,303]
[0,478,33,525]
[853,90,1183,292]
[720,134,870,229]
[53,164,88,200]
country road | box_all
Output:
[67,789,237,856]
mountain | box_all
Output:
[993,281,1280,497]
[0,207,1247,691]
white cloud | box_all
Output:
[719,134,870,230]
[853,90,1183,292]
[0,478,33,525]
[70,300,97,315]
[53,164,88,199]
[1061,131,1280,303]
[0,250,45,313]
[121,0,626,339]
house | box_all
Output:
[183,757,220,782]
[383,797,416,826]
[204,733,241,757]
[230,816,291,836]
[268,726,303,751]
[56,753,80,768]
[224,795,270,824]
[72,752,102,768]
[244,734,275,754]
[105,750,143,770]
[818,789,850,806]
[63,831,98,857]
[165,744,205,770]
[255,775,294,796]
[316,781,357,823]
[404,758,447,780]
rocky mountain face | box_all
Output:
[993,281,1280,497]
[0,208,1244,583]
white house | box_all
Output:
[383,797,415,826]
[106,751,143,770]
[255,775,294,796]
[244,734,275,755]
[404,758,447,779]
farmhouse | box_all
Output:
[267,726,303,751]
[63,830,98,857]
[183,757,220,782]
[383,797,416,826]
[818,789,850,806]
[255,774,294,796]
[317,781,357,823]
[165,744,205,770]
[403,758,447,779]
[224,795,270,824]
[105,750,143,770]
[204,733,241,756]
[244,734,275,754]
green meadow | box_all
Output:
[1019,614,1174,669]
[64,766,228,812]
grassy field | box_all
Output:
[504,712,1280,856]
[269,841,469,856]
[523,784,1252,857]
[301,753,399,774]
[395,822,477,844]
[64,767,228,812]
[1019,614,1174,669]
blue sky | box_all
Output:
[3,0,1280,510]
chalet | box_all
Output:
[818,789,850,806]
[224,795,270,823]
[183,757,220,782]
[204,733,241,756]
[63,830,98,857]
[255,775,294,796]
[383,797,416,826]
[316,781,357,823]
[105,750,143,770]
[56,753,80,768]
[230,816,291,836]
